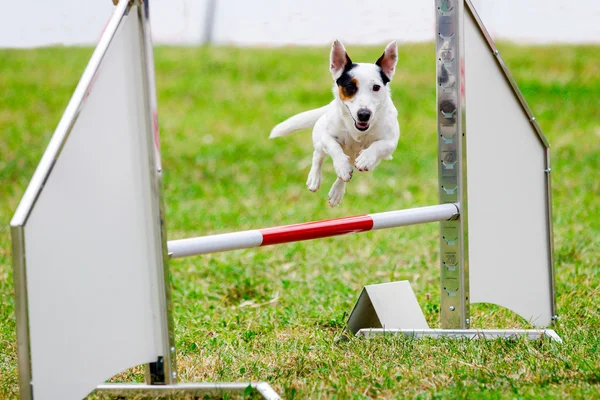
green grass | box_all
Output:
[1,42,599,399]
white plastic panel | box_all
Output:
[365,281,430,330]
[347,281,429,334]
[22,9,165,400]
[464,9,553,327]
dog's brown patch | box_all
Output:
[339,78,358,101]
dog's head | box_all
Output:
[330,40,398,135]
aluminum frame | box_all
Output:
[545,148,557,318]
[10,225,31,399]
[9,1,131,399]
[464,0,556,321]
[436,0,470,329]
[136,0,177,384]
[95,383,281,399]
[356,329,562,343]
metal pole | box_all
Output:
[202,0,217,45]
[137,0,178,386]
[167,204,459,258]
[436,0,470,329]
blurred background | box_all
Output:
[1,0,598,48]
[1,1,599,398]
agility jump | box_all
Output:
[168,204,459,257]
[10,0,558,399]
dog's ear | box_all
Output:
[330,40,351,80]
[375,41,398,83]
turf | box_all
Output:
[0,43,599,399]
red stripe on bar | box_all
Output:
[260,215,374,246]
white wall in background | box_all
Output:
[1,0,598,48]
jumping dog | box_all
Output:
[270,40,400,207]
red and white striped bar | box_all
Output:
[167,203,459,258]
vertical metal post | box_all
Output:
[202,0,217,45]
[137,0,178,384]
[436,0,470,329]
[10,225,33,400]
[545,148,557,321]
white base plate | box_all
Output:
[95,382,281,399]
[356,328,562,343]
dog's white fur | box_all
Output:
[270,40,400,207]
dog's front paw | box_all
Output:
[306,170,322,192]
[333,159,353,182]
[355,150,380,172]
[328,181,346,207]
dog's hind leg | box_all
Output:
[306,150,326,192]
[328,177,346,207]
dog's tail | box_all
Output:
[269,105,329,139]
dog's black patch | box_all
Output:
[375,54,391,85]
[335,54,358,87]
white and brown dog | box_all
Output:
[270,40,400,207]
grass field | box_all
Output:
[0,42,599,399]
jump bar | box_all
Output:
[168,203,459,258]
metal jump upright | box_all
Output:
[10,1,558,399]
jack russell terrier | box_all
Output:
[270,40,400,207]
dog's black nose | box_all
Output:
[357,109,371,122]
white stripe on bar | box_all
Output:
[168,230,263,258]
[369,203,459,230]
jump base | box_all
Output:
[96,382,281,399]
[357,329,562,343]
[347,281,429,334]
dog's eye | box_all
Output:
[345,83,357,94]
[373,84,381,92]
